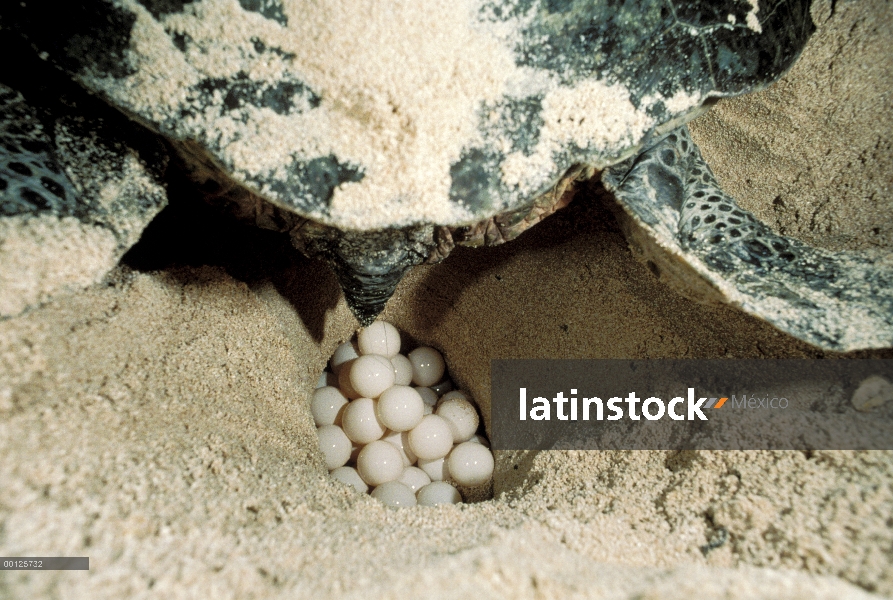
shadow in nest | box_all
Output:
[122,161,341,343]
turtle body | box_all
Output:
[2,0,890,349]
[0,35,168,318]
[602,126,893,351]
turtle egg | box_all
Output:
[349,354,396,399]
[310,386,348,427]
[467,434,490,447]
[408,414,453,460]
[415,387,438,408]
[341,397,387,444]
[438,390,469,407]
[429,379,454,396]
[330,466,369,494]
[358,321,401,358]
[316,425,352,470]
[382,430,418,466]
[448,442,494,486]
[330,341,359,375]
[320,320,494,508]
[417,456,450,481]
[398,466,431,492]
[417,482,461,506]
[408,346,446,387]
[391,354,413,386]
[356,440,404,485]
[436,397,479,442]
[337,359,362,399]
[371,481,417,508]
[377,385,425,432]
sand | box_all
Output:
[1,0,892,598]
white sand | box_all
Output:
[1,0,891,597]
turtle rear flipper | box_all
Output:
[602,126,893,352]
[0,76,168,318]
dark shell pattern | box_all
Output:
[3,0,890,350]
[602,127,893,351]
[5,0,813,226]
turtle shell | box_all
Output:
[5,0,813,232]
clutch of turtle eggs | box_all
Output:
[314,321,494,508]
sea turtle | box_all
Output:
[1,0,890,350]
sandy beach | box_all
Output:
[1,0,891,597]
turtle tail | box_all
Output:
[291,224,434,326]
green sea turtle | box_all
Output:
[1,0,890,350]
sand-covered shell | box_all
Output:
[4,0,813,229]
[2,0,816,325]
[10,0,887,353]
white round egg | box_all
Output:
[417,456,450,481]
[330,341,359,375]
[377,385,425,432]
[448,442,494,486]
[408,347,446,387]
[438,390,469,407]
[436,397,479,442]
[356,440,404,486]
[358,321,401,358]
[323,322,493,506]
[397,466,431,492]
[381,430,418,466]
[341,397,387,444]
[316,425,352,470]
[310,386,348,427]
[417,481,462,506]
[429,379,454,396]
[371,481,417,508]
[337,359,362,399]
[415,387,438,408]
[391,354,413,386]
[467,434,490,447]
[350,354,396,399]
[330,466,369,494]
[407,414,453,460]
